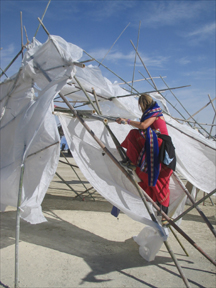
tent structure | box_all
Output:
[0,13,215,288]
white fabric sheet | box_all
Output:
[58,115,186,224]
[0,35,81,223]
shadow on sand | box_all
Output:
[1,197,214,287]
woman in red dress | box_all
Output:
[116,93,173,219]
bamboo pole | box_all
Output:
[130,40,216,236]
[139,70,188,121]
[99,22,130,67]
[187,97,216,120]
[130,40,158,90]
[208,94,216,136]
[92,88,102,115]
[24,26,30,45]
[58,88,216,266]
[172,172,216,237]
[131,21,141,92]
[34,0,51,38]
[0,47,26,78]
[0,68,23,122]
[169,226,189,256]
[59,159,78,169]
[163,241,191,287]
[20,12,23,59]
[15,162,25,288]
[169,118,216,126]
[166,122,215,150]
[37,64,216,288]
[160,76,212,138]
[0,67,8,78]
[74,186,96,199]
[27,141,59,158]
[76,81,127,161]
[130,39,193,125]
[74,76,100,114]
[59,92,195,287]
[60,151,96,201]
[91,87,127,160]
[111,84,191,100]
[35,39,216,268]
[118,76,167,85]
[36,21,216,277]
[55,172,84,200]
[83,50,140,95]
[174,188,216,223]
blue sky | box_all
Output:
[0,0,215,133]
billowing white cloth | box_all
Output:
[0,35,81,223]
[58,114,188,261]
[0,34,215,260]
[165,115,216,193]
[63,64,216,194]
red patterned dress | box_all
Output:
[121,118,172,208]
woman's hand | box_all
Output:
[116,116,157,129]
[115,117,127,124]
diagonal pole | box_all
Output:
[130,38,216,237]
[186,97,216,120]
[75,78,127,161]
[131,21,141,92]
[99,22,130,67]
[208,94,216,137]
[36,21,216,286]
[34,0,52,38]
[55,172,84,200]
[174,188,216,223]
[36,60,216,288]
[133,41,216,233]
[0,47,26,78]
[83,50,140,95]
[130,40,158,90]
[60,151,96,201]
[160,76,212,138]
[172,172,216,237]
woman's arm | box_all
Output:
[116,117,157,129]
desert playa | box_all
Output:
[1,155,216,288]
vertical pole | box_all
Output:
[15,163,25,288]
[207,94,216,137]
[92,88,102,115]
[20,12,23,59]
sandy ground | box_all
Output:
[1,154,216,288]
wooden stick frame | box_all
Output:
[10,13,216,288]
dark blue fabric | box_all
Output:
[145,128,160,186]
[111,206,120,217]
[138,102,163,186]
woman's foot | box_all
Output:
[161,217,173,226]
